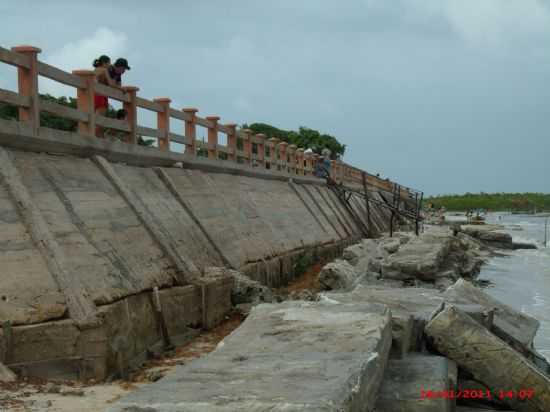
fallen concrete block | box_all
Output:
[375,354,455,412]
[443,279,540,352]
[380,232,454,281]
[108,301,393,412]
[425,305,550,412]
[318,259,361,291]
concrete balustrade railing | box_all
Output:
[0,44,418,198]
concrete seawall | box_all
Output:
[0,145,394,380]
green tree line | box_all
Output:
[243,123,346,160]
[425,193,550,212]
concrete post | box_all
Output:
[153,98,171,151]
[183,108,198,156]
[226,123,237,162]
[295,148,305,175]
[12,46,41,136]
[122,86,139,144]
[287,144,297,174]
[242,129,253,165]
[206,116,220,160]
[255,133,266,168]
[278,141,288,173]
[72,70,97,137]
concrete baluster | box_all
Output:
[287,144,297,174]
[246,130,254,165]
[72,70,97,137]
[122,86,139,144]
[312,153,320,177]
[226,123,237,162]
[206,116,220,160]
[267,138,279,170]
[183,108,198,156]
[295,148,305,175]
[255,133,266,168]
[278,141,288,173]
[153,98,171,151]
[12,46,41,136]
[304,151,313,176]
[241,129,253,165]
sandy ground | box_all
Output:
[0,314,244,412]
[0,263,325,412]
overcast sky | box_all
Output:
[1,0,549,195]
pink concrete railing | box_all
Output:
[0,44,411,196]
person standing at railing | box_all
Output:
[93,56,130,137]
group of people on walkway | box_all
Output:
[92,54,130,137]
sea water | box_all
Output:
[478,213,550,360]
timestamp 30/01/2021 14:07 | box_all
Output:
[420,388,536,401]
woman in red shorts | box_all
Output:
[93,55,112,137]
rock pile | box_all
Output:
[319,228,489,292]
[109,226,548,412]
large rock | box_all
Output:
[443,279,540,352]
[220,267,273,305]
[375,354,456,412]
[425,305,550,412]
[342,239,387,275]
[318,259,362,291]
[460,225,513,248]
[108,301,393,412]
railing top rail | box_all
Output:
[0,43,420,200]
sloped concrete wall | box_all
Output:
[0,146,393,379]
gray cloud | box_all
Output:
[1,0,549,194]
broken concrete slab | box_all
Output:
[425,305,550,412]
[325,285,442,355]
[443,279,540,352]
[108,300,393,412]
[375,354,455,412]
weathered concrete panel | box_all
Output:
[113,164,224,271]
[12,152,176,305]
[0,182,66,325]
[108,301,393,412]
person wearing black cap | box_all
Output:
[93,56,130,137]
[108,58,130,86]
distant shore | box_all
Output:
[425,192,550,212]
